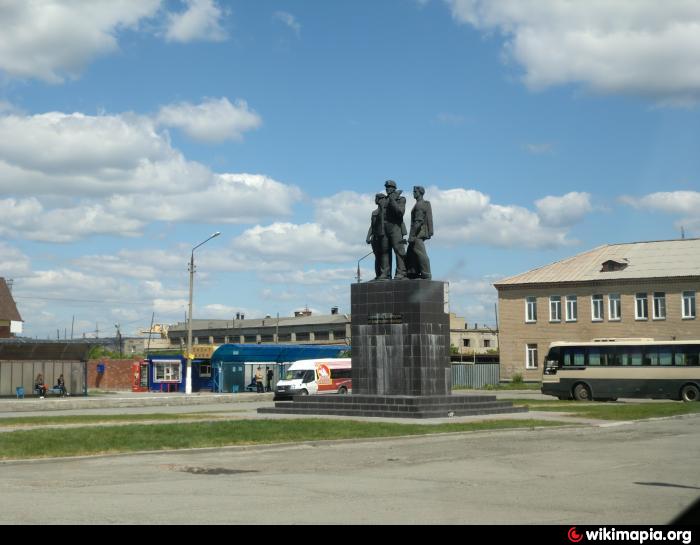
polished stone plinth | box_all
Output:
[351,280,450,396]
[258,393,527,419]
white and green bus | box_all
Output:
[541,339,700,402]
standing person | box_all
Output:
[35,373,46,398]
[57,374,67,396]
[366,193,391,280]
[265,366,274,392]
[255,366,264,393]
[382,180,408,280]
[406,186,433,280]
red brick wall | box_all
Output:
[88,359,139,390]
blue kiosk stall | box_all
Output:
[210,344,348,393]
[145,345,219,393]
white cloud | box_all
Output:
[0,110,301,241]
[165,0,227,43]
[621,191,700,235]
[524,143,553,155]
[233,223,364,263]
[429,187,577,248]
[446,0,700,105]
[0,242,31,277]
[535,192,592,227]
[261,269,356,285]
[274,11,301,36]
[157,97,261,142]
[0,0,161,82]
[314,191,377,246]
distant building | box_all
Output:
[0,278,22,338]
[449,313,498,357]
[167,309,351,349]
[494,239,700,381]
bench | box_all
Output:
[34,387,66,397]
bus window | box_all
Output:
[564,348,585,366]
[681,347,700,366]
[624,348,643,366]
[607,348,622,366]
[643,349,658,366]
[658,348,673,366]
[589,349,602,366]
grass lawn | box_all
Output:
[0,413,235,427]
[511,399,700,420]
[0,418,566,460]
[454,383,541,391]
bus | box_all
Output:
[273,358,351,400]
[541,339,700,402]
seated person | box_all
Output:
[245,376,257,391]
[35,373,47,397]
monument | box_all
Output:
[259,181,526,418]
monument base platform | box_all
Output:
[257,394,527,419]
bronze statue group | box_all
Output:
[366,180,433,281]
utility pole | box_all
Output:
[70,315,75,340]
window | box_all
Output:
[591,294,604,321]
[463,339,471,347]
[563,348,585,367]
[550,296,561,322]
[199,362,211,377]
[295,332,310,341]
[313,331,330,341]
[609,294,621,320]
[483,339,491,348]
[635,293,648,320]
[525,296,537,322]
[653,292,666,320]
[153,360,182,383]
[683,291,696,319]
[526,344,538,369]
[565,295,578,322]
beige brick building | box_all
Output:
[494,239,700,381]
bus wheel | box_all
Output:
[338,386,348,395]
[573,383,592,401]
[680,384,699,402]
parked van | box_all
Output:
[273,358,351,400]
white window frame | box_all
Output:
[653,292,666,320]
[526,344,538,369]
[635,293,648,320]
[199,362,212,378]
[153,360,182,383]
[525,296,537,323]
[549,296,561,322]
[565,295,578,322]
[609,294,621,321]
[683,291,696,319]
[591,294,604,322]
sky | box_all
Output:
[1,0,699,340]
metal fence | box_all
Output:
[451,363,500,388]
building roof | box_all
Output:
[0,278,22,322]
[169,313,350,332]
[494,239,700,287]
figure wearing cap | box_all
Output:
[382,180,408,279]
[366,193,391,279]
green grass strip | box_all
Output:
[0,419,565,460]
[512,400,700,420]
[0,413,232,427]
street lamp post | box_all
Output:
[185,231,221,395]
[356,251,374,283]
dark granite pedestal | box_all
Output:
[258,280,526,419]
[258,393,528,419]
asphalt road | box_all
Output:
[1,414,698,524]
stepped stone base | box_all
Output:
[257,394,527,419]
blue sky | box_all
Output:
[1,0,699,339]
